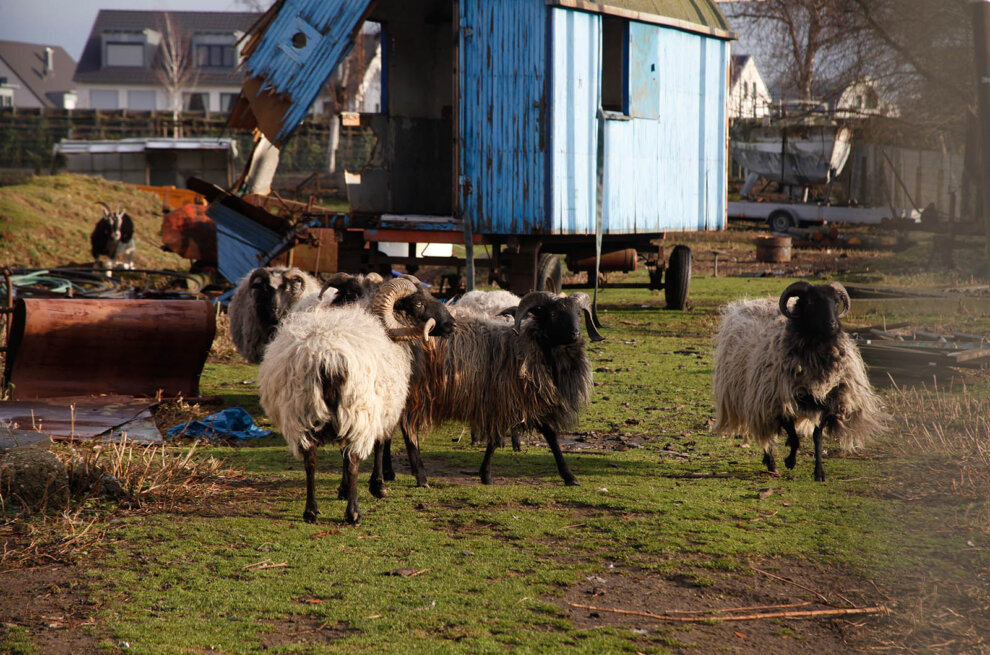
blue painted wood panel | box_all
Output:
[549,8,599,235]
[550,9,728,235]
[459,0,548,234]
[243,0,373,145]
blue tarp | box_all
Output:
[167,408,273,442]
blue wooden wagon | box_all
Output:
[219,0,734,304]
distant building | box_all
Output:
[728,54,772,120]
[73,10,259,113]
[834,78,899,119]
[0,40,77,109]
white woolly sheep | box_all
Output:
[228,266,321,363]
[712,281,885,481]
[257,275,454,524]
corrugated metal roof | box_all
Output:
[549,0,733,38]
[55,138,235,155]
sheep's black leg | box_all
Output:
[762,448,778,474]
[344,450,362,524]
[369,441,388,499]
[782,420,801,470]
[539,425,578,486]
[382,438,396,481]
[510,426,523,452]
[401,425,429,488]
[812,425,826,482]
[480,439,497,485]
[302,444,320,524]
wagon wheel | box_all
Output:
[664,245,692,310]
[535,253,562,294]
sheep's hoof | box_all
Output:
[303,508,319,524]
[345,509,361,525]
[814,469,826,482]
[369,480,388,499]
[564,477,579,486]
[480,474,493,485]
[784,454,797,470]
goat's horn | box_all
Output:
[568,292,606,342]
[779,281,812,319]
[366,272,384,284]
[827,282,851,318]
[95,201,111,213]
[319,272,352,299]
[372,276,430,342]
[512,291,554,333]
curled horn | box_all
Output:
[365,272,384,284]
[827,282,851,318]
[319,272,352,299]
[778,281,813,319]
[512,291,555,333]
[568,292,606,342]
[372,276,435,342]
[95,201,111,215]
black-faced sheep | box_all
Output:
[712,281,884,481]
[90,202,136,276]
[228,266,321,364]
[393,290,604,487]
[257,275,454,524]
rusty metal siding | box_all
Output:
[459,0,548,234]
[243,0,373,145]
[550,9,727,235]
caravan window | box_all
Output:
[601,16,628,114]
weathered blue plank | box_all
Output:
[243,0,373,144]
[208,204,282,284]
[550,10,728,235]
[549,8,599,235]
[459,0,547,234]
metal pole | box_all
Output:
[972,0,990,267]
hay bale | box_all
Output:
[0,445,70,512]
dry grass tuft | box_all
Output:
[1,439,243,570]
[209,306,239,363]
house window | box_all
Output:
[601,16,628,114]
[220,93,239,112]
[91,90,119,109]
[0,95,12,108]
[196,44,235,68]
[184,92,209,112]
[106,42,145,67]
[127,90,156,111]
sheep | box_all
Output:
[447,289,530,450]
[90,202,136,276]
[391,290,604,488]
[227,266,321,363]
[257,275,455,524]
[712,281,885,482]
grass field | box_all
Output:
[1,180,989,653]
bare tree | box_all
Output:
[723,0,867,101]
[156,13,199,138]
[234,0,270,11]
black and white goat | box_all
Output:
[90,202,136,276]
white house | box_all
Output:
[728,54,772,120]
[73,10,259,113]
[0,40,77,109]
[834,78,899,119]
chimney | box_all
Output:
[43,47,53,76]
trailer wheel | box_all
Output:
[664,245,691,310]
[536,253,562,294]
[768,210,795,233]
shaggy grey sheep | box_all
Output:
[257,275,454,524]
[228,266,321,363]
[392,291,604,487]
[712,281,884,481]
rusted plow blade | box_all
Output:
[3,298,216,400]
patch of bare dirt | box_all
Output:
[555,556,889,654]
[0,565,106,654]
[261,615,357,649]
